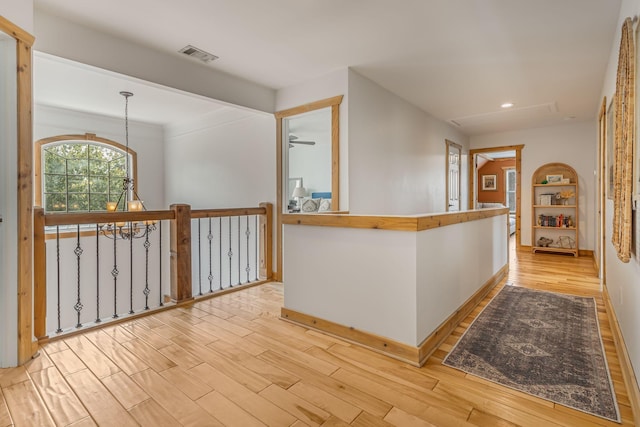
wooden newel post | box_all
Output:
[170,204,193,303]
[33,207,47,341]
[259,202,273,280]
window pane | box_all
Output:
[59,143,88,159]
[90,176,108,193]
[89,159,109,176]
[91,144,125,162]
[68,176,88,193]
[507,169,516,191]
[45,193,67,212]
[46,144,70,159]
[44,174,66,193]
[507,193,516,212]
[88,144,113,160]
[110,157,126,176]
[110,179,125,194]
[90,194,109,211]
[44,151,66,174]
[68,193,89,211]
[67,159,88,176]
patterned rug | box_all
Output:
[443,285,620,423]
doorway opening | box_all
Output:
[469,145,524,248]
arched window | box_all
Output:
[35,133,137,213]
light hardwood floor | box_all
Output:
[0,244,635,426]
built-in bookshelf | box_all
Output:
[531,163,578,256]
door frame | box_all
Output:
[598,97,607,282]
[468,145,524,248]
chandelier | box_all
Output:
[101,91,155,240]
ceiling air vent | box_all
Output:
[179,45,219,63]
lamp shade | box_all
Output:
[292,186,307,198]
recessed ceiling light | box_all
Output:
[501,102,514,109]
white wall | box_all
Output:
[283,225,419,345]
[471,121,597,250]
[33,10,275,114]
[416,215,507,344]
[0,0,33,32]
[164,108,275,209]
[35,104,166,209]
[288,142,331,196]
[347,69,470,215]
[600,0,640,387]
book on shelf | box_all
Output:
[537,214,573,228]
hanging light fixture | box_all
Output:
[101,91,155,239]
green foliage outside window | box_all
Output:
[43,142,129,212]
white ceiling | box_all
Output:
[34,52,230,125]
[34,0,622,135]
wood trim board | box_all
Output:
[17,30,35,365]
[282,207,509,232]
[603,285,640,422]
[0,16,35,44]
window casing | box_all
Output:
[35,134,136,213]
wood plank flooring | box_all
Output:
[0,242,636,426]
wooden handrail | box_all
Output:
[44,210,176,226]
[282,207,509,232]
[192,207,266,218]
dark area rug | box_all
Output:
[443,285,620,423]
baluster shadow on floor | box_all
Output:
[0,241,635,426]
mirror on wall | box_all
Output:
[283,107,332,212]
[275,95,342,216]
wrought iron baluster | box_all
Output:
[56,226,62,333]
[245,216,251,283]
[219,218,222,290]
[96,224,101,323]
[129,222,134,314]
[255,215,258,281]
[74,224,84,328]
[143,223,151,310]
[112,227,119,318]
[238,216,241,286]
[198,219,202,295]
[208,217,213,293]
[228,216,233,287]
